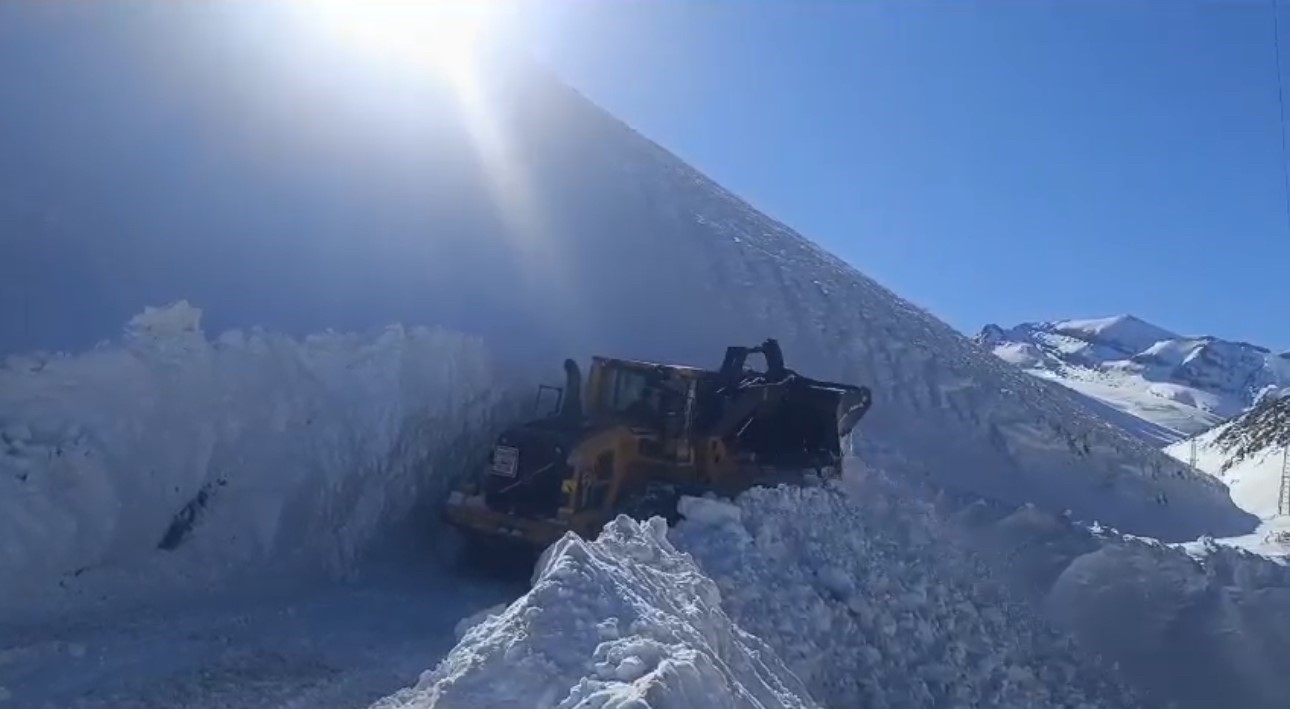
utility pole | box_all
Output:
[1278,445,1290,518]
[1188,439,1199,469]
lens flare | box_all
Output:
[304,0,501,90]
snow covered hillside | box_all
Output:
[0,302,519,622]
[1164,389,1290,519]
[977,315,1290,442]
[2,7,1257,546]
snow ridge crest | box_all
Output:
[381,515,817,709]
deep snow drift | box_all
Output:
[0,302,515,622]
[373,515,818,709]
[938,486,1290,709]
[977,315,1290,442]
[377,482,1144,709]
[671,484,1140,708]
[1046,537,1290,709]
[383,467,1290,709]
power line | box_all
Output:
[1273,0,1290,242]
[1272,0,1289,519]
[1279,445,1290,517]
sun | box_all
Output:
[302,0,503,88]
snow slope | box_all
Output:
[0,302,518,622]
[978,316,1290,442]
[374,514,818,709]
[1164,391,1290,519]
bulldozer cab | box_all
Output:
[587,358,700,434]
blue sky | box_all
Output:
[3,1,1287,352]
[517,1,1290,349]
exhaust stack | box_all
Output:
[561,358,583,421]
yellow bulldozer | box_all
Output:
[442,338,871,553]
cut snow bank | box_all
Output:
[0,302,513,622]
[671,483,1140,709]
[373,515,817,709]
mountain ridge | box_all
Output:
[976,315,1290,443]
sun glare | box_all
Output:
[304,0,502,88]
[292,0,570,327]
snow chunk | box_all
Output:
[124,300,204,337]
[675,495,741,527]
[378,515,817,709]
[453,603,508,641]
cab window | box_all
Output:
[606,368,653,413]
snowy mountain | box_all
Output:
[977,315,1290,443]
[1164,389,1290,519]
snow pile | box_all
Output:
[0,302,514,621]
[934,488,1290,709]
[976,315,1290,441]
[373,515,817,709]
[670,482,1141,709]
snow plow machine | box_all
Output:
[443,338,872,556]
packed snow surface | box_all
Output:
[978,315,1290,441]
[373,514,817,709]
[2,569,522,709]
[0,302,511,621]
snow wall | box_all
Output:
[0,302,522,622]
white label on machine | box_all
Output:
[491,445,520,477]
